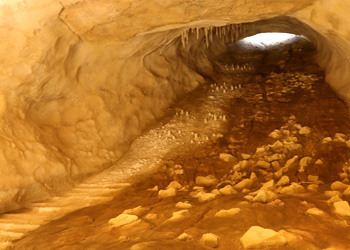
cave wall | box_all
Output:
[0,0,349,213]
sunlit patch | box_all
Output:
[237,32,306,50]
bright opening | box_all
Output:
[237,32,306,50]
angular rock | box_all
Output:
[234,179,253,191]
[343,186,350,196]
[260,180,275,191]
[280,183,305,195]
[299,126,311,135]
[167,181,182,189]
[276,175,290,186]
[123,206,150,216]
[108,214,139,227]
[198,192,217,202]
[253,190,277,203]
[215,208,241,217]
[195,175,218,186]
[306,207,325,216]
[242,153,251,160]
[168,210,189,221]
[240,226,287,249]
[219,185,238,195]
[256,160,271,169]
[334,201,350,216]
[220,153,235,163]
[158,188,177,198]
[331,181,349,192]
[175,201,192,209]
[308,175,319,182]
[201,233,219,248]
[177,233,192,241]
[265,154,281,163]
[285,155,298,169]
[307,184,319,192]
[325,190,342,198]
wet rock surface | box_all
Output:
[9,40,350,249]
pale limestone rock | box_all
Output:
[307,184,319,192]
[168,210,189,221]
[299,156,312,172]
[271,161,280,169]
[306,207,325,216]
[253,190,277,203]
[158,188,177,198]
[285,155,298,169]
[256,160,271,169]
[123,206,150,216]
[280,183,305,195]
[334,201,350,216]
[211,189,221,195]
[242,188,250,193]
[201,233,219,248]
[215,208,241,217]
[198,192,217,202]
[108,214,139,227]
[250,172,258,181]
[308,175,319,182]
[144,214,157,222]
[147,185,158,191]
[265,153,281,162]
[331,181,349,192]
[270,140,284,152]
[327,196,343,204]
[219,153,235,162]
[325,190,342,198]
[234,179,253,191]
[244,195,254,201]
[195,175,218,186]
[177,233,192,241]
[343,186,350,196]
[299,126,311,135]
[268,130,280,139]
[242,153,251,160]
[255,146,266,154]
[315,159,323,165]
[219,185,238,195]
[276,175,290,186]
[260,180,275,191]
[167,181,182,189]
[274,168,283,179]
[322,137,332,143]
[175,201,192,209]
[240,226,287,249]
[335,133,347,142]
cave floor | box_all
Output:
[8,40,350,250]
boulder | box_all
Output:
[108,214,139,227]
[215,208,241,217]
[240,226,287,249]
[201,233,219,248]
[195,175,218,186]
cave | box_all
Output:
[1,1,350,249]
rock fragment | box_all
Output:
[234,179,253,191]
[197,192,217,202]
[196,175,218,186]
[167,181,182,189]
[219,153,235,162]
[253,190,277,203]
[158,188,177,198]
[334,201,350,216]
[215,208,241,217]
[175,201,192,209]
[240,226,287,249]
[177,233,192,241]
[276,176,290,186]
[108,214,139,228]
[219,185,238,195]
[299,126,311,135]
[331,181,349,192]
[306,207,325,216]
[201,233,219,248]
